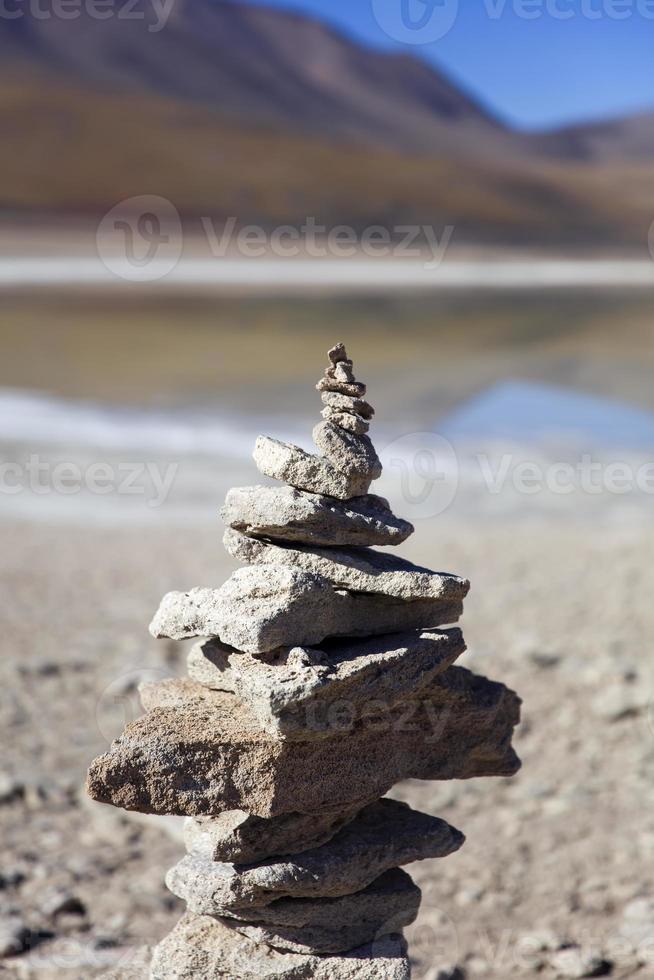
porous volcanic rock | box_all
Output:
[312,421,382,480]
[149,567,462,654]
[321,390,374,419]
[86,668,521,818]
[253,436,372,500]
[220,868,420,954]
[222,485,413,547]
[186,629,466,738]
[167,800,463,910]
[184,804,369,865]
[320,407,369,434]
[149,913,410,979]
[224,528,469,601]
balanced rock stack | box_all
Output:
[87,344,521,979]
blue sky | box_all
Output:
[238,0,654,129]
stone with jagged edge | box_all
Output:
[223,484,412,547]
[149,566,462,655]
[321,389,374,419]
[186,628,466,739]
[184,803,371,865]
[149,913,411,979]
[168,799,463,911]
[86,667,521,819]
[313,420,382,479]
[216,868,420,955]
[253,435,372,500]
[223,527,469,601]
[320,407,369,434]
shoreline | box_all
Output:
[0,256,654,292]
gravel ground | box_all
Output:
[1,517,653,979]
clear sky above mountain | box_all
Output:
[235,0,654,129]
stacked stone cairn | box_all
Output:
[87,344,521,979]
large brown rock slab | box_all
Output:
[168,799,463,911]
[86,667,521,819]
[220,868,420,954]
[313,421,382,480]
[150,566,462,655]
[187,629,466,738]
[222,485,413,547]
[253,436,372,500]
[184,804,368,865]
[224,527,470,601]
[150,913,410,979]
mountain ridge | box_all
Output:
[1,0,653,243]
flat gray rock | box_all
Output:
[253,436,372,500]
[321,390,374,419]
[222,868,420,955]
[187,629,466,738]
[168,799,463,911]
[184,804,368,865]
[313,421,382,480]
[320,407,369,434]
[316,376,366,398]
[86,667,521,819]
[222,485,413,547]
[150,566,462,655]
[224,528,469,602]
[150,913,410,979]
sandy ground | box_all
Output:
[1,516,653,979]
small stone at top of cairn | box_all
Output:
[88,344,521,980]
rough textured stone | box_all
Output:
[150,913,410,979]
[321,390,374,419]
[316,376,366,398]
[327,342,349,365]
[224,528,469,601]
[184,805,368,865]
[86,667,521,819]
[223,485,412,548]
[150,567,463,654]
[186,641,235,691]
[253,436,371,500]
[167,800,463,911]
[187,629,466,738]
[328,360,356,383]
[313,421,382,479]
[221,868,420,954]
[320,407,369,434]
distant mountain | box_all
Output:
[0,0,527,160]
[541,111,654,164]
[0,0,652,244]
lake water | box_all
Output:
[1,282,652,525]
